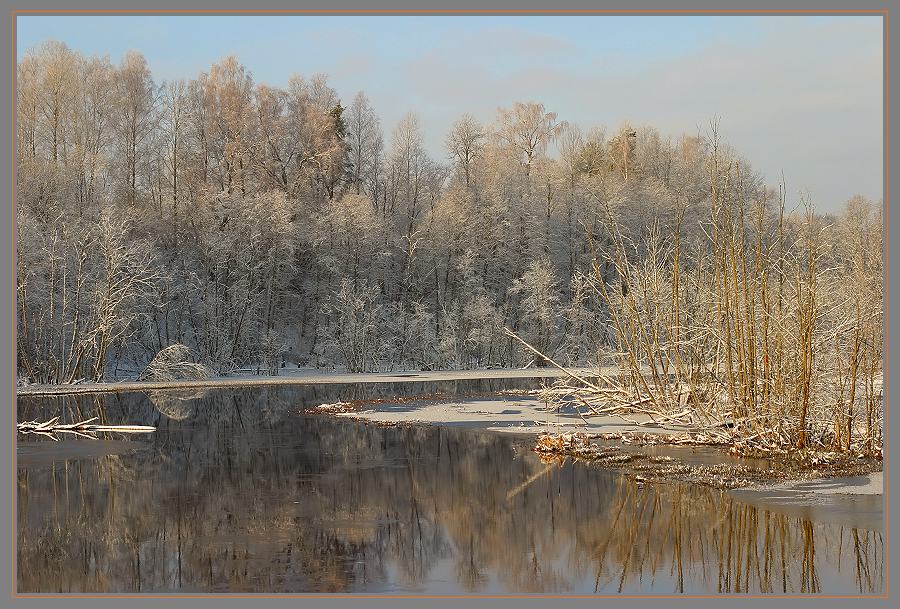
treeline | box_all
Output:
[15,41,882,382]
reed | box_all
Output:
[518,129,883,456]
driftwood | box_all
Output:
[17,417,156,441]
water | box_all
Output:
[16,381,884,594]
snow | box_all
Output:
[336,395,694,436]
[745,471,883,496]
[16,367,597,396]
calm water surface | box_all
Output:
[16,380,884,594]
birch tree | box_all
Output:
[495,102,563,175]
[346,91,383,197]
[115,50,158,207]
[446,114,486,188]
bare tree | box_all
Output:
[446,113,486,187]
[346,91,383,196]
[202,56,255,195]
[115,50,159,207]
[608,123,638,180]
[494,101,563,175]
[159,80,188,233]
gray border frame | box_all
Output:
[0,1,893,608]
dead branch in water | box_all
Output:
[506,327,713,432]
[505,327,610,390]
[17,417,156,441]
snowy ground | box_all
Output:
[335,395,693,436]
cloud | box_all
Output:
[17,14,882,211]
[376,16,882,211]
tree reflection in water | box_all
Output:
[17,385,884,594]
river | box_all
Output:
[16,380,884,594]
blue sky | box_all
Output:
[16,15,884,212]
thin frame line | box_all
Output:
[8,6,890,600]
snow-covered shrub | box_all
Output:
[259,329,288,375]
[140,344,211,382]
[322,279,389,373]
[509,257,562,362]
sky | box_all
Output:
[16,15,884,213]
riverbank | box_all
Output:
[19,373,884,498]
[329,392,884,496]
[16,367,595,396]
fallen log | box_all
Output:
[17,417,156,441]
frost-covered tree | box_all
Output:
[510,258,561,361]
[495,101,563,175]
[323,279,387,373]
[346,91,383,196]
[16,210,160,383]
[446,113,486,188]
[15,42,876,381]
[318,192,387,286]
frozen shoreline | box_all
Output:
[20,371,883,499]
[336,395,884,498]
[743,471,884,496]
[16,367,596,396]
[335,394,692,436]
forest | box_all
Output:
[15,37,883,433]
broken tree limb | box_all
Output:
[17,417,156,440]
[504,327,611,391]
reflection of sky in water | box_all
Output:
[16,382,885,594]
